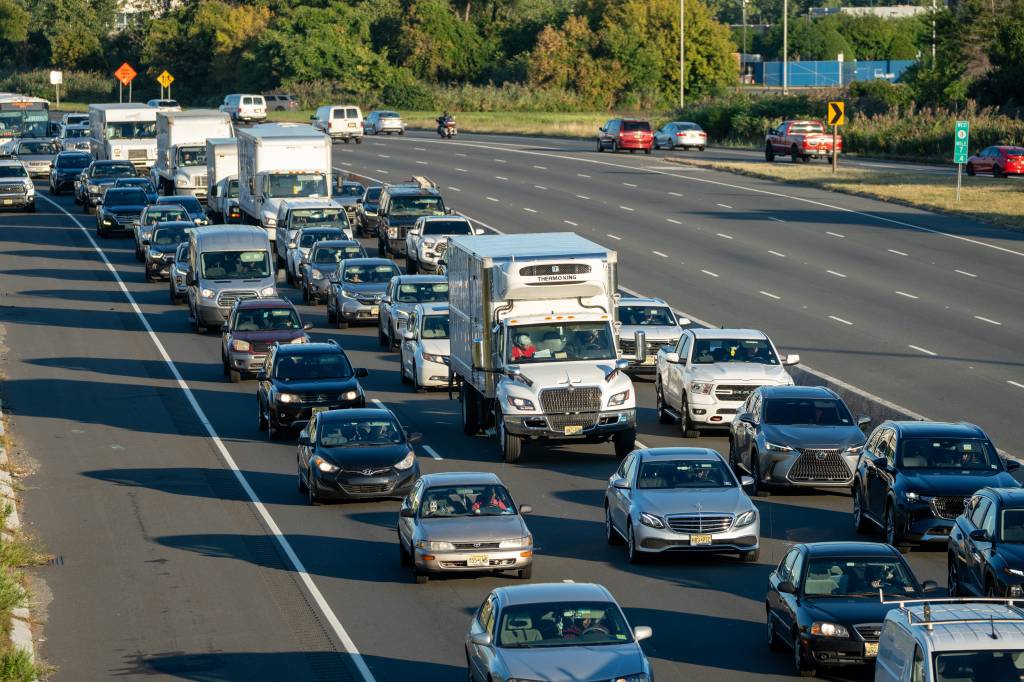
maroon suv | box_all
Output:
[221,298,311,382]
[597,118,654,154]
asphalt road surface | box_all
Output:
[0,156,980,681]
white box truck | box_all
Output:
[448,232,637,463]
[205,137,239,221]
[236,123,331,241]
[88,103,158,170]
[151,109,233,199]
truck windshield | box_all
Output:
[200,251,271,279]
[226,179,239,198]
[290,208,348,228]
[691,338,778,365]
[507,322,615,364]
[176,147,206,167]
[104,121,156,139]
[933,650,1024,680]
[390,195,445,217]
[266,173,327,199]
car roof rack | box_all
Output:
[384,175,437,191]
[879,595,1024,630]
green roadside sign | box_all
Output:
[953,121,970,164]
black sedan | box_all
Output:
[852,421,1019,547]
[96,187,149,238]
[48,151,91,195]
[78,160,137,212]
[949,487,1024,598]
[257,341,367,440]
[766,541,936,677]
[296,407,421,505]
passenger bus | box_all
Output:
[0,94,50,140]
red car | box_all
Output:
[597,118,653,154]
[966,146,1024,177]
[221,298,311,382]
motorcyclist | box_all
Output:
[436,111,456,137]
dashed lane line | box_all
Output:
[607,234,621,240]
[523,208,538,213]
[768,250,786,258]
[760,291,781,300]
[894,291,919,299]
[666,218,682,225]
[652,251,668,258]
[829,315,853,326]
[716,233,733,240]
[908,345,938,357]
[701,269,719,278]
[563,220,578,226]
[826,231,845,238]
[888,249,908,256]
[955,269,978,278]
[974,315,1002,326]
[826,270,847,278]
[620,206,635,212]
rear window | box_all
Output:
[346,108,359,118]
[622,121,651,132]
[789,122,825,134]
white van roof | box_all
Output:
[894,601,1024,652]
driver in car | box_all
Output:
[471,487,509,513]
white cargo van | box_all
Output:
[311,105,363,143]
[88,103,158,170]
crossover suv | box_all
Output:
[285,226,347,286]
[356,185,382,237]
[135,204,190,260]
[378,274,448,350]
[617,296,687,375]
[265,94,299,112]
[597,118,653,154]
[169,242,189,304]
[363,110,405,135]
[376,178,447,258]
[48,151,91,195]
[605,447,759,563]
[404,215,478,274]
[852,421,1020,547]
[398,303,451,391]
[300,239,367,305]
[113,176,158,204]
[222,298,309,382]
[96,187,148,238]
[326,258,401,329]
[143,221,192,282]
[77,160,137,213]
[948,487,1024,598]
[257,341,368,439]
[155,195,209,225]
[0,159,35,212]
[729,386,870,496]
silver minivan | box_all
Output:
[186,225,277,333]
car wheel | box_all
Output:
[194,313,206,334]
[605,504,623,545]
[884,501,903,548]
[229,368,241,384]
[378,326,388,347]
[298,467,307,493]
[986,578,999,597]
[286,268,294,286]
[653,138,660,150]
[948,554,960,596]
[400,358,411,384]
[626,521,643,564]
[336,316,348,329]
[258,398,268,431]
[268,416,282,441]
[790,145,802,163]
[680,396,700,438]
[398,533,412,567]
[134,245,142,262]
[698,145,705,152]
[306,474,319,506]
[852,486,871,533]
[765,144,775,162]
[597,139,604,153]
[793,634,816,677]
[168,283,178,305]
[994,165,1005,178]
[751,451,770,497]
[51,185,59,196]
[655,382,673,424]
[302,285,309,304]
[766,609,784,651]
[497,409,522,464]
[611,141,618,154]
[326,303,337,323]
[407,257,418,275]
[414,567,428,584]
[517,564,532,580]
[966,163,976,176]
[644,147,652,155]
[355,138,362,144]
[413,361,426,393]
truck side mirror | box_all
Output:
[472,337,485,369]
[634,330,647,365]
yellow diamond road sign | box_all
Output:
[157,70,174,89]
[828,101,845,126]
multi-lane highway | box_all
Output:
[1,131,1018,680]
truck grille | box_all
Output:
[519,263,591,276]
[930,496,970,520]
[547,413,598,432]
[620,339,672,356]
[788,449,851,483]
[216,290,259,307]
[0,183,25,194]
[666,514,733,534]
[854,624,882,642]
[539,386,601,413]
[714,384,757,401]
[128,149,148,160]
[195,175,207,188]
[433,240,448,255]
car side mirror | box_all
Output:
[664,351,680,364]
[778,580,796,595]
[382,295,392,304]
[738,411,755,425]
[288,241,297,249]
[297,435,310,446]
[599,126,606,132]
[309,115,315,121]
[969,529,990,542]
[408,432,423,444]
[633,625,653,642]
[872,456,889,469]
[186,273,197,286]
[403,330,415,340]
[611,476,630,490]
[356,197,363,204]
[518,504,532,515]
[474,228,484,235]
[921,580,941,592]
[784,354,801,366]
[257,370,267,381]
[303,323,313,330]
[399,506,415,518]
[740,475,755,491]
[470,632,492,647]
[142,239,150,246]
[1006,459,1021,472]
[355,368,368,378]
[857,415,872,428]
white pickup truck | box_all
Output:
[655,328,799,437]
[404,214,480,274]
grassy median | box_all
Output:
[666,156,1024,231]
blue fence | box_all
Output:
[753,60,916,87]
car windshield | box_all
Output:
[275,352,352,380]
[692,338,778,365]
[200,251,271,280]
[343,263,398,283]
[763,398,853,426]
[17,141,57,154]
[299,230,343,248]
[422,220,472,236]
[318,417,402,446]
[619,305,676,326]
[93,163,135,178]
[622,121,651,132]
[364,187,382,202]
[61,127,90,138]
[104,121,156,139]
[144,207,188,224]
[152,227,190,246]
[104,189,147,207]
[289,208,348,229]
[390,195,445,217]
[56,154,90,169]
[802,557,918,597]
[396,282,448,303]
[233,307,300,331]
[934,651,1024,681]
[789,122,825,134]
[496,601,632,649]
[162,196,201,213]
[176,147,206,167]
[421,315,449,339]
[338,183,363,197]
[0,166,28,178]
[266,173,327,199]
[898,438,1001,471]
[312,246,361,264]
[637,458,735,489]
[420,484,516,518]
[507,322,615,364]
[380,112,400,118]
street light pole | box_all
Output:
[742,0,748,80]
[680,0,686,109]
[931,0,937,62]
[783,0,789,94]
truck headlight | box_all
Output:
[260,286,276,296]
[499,536,532,549]
[735,510,757,528]
[608,389,631,407]
[313,455,339,473]
[508,396,535,411]
[230,339,251,352]
[175,177,189,187]
[689,381,714,395]
[200,288,215,299]
[639,512,665,529]
[811,622,849,638]
[277,392,299,403]
[394,451,416,470]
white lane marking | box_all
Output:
[576,194,590,200]
[955,269,978,278]
[652,250,668,258]
[371,399,386,408]
[668,191,683,197]
[1009,380,1024,390]
[39,195,377,682]
[908,345,938,357]
[422,445,443,460]
[826,270,847,278]
[494,158,507,163]
[975,315,1002,326]
[577,173,591,178]
[620,206,635,212]
[523,207,537,213]
[374,169,389,174]
[456,153,466,157]
[378,154,391,158]
[563,220,578,226]
[888,248,908,256]
[716,232,733,240]
[448,186,462,192]
[826,231,846,238]
[701,269,719,278]
[486,197,499,202]
[414,147,426,151]
[623,182,638,188]
[769,217,785,223]
[607,234,622,240]
[716,203,733,209]
[768,250,786,257]
[760,291,781,300]
[372,142,384,146]
[894,291,919,299]
[533,165,547,170]
[340,161,352,167]
[666,218,682,225]
[495,176,508,181]
[534,185,547,190]
[829,315,853,326]
[415,160,428,165]
[455,168,468,172]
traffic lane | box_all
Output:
[0,200,358,680]
[337,145,1024,451]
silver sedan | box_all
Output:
[605,447,760,563]
[398,472,533,584]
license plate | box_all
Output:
[467,555,489,567]
[690,534,713,546]
[564,425,583,435]
[348,122,356,128]
[311,406,328,414]
[864,642,878,657]
[643,356,656,365]
[2,199,11,205]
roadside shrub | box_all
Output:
[0,648,48,682]
[0,69,114,104]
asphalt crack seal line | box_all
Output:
[38,196,377,682]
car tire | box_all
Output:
[400,358,412,384]
[741,548,759,562]
[517,564,532,580]
[336,317,348,329]
[611,141,618,154]
[193,313,206,335]
[144,269,153,283]
[168,283,178,305]
[378,326,388,347]
[626,522,643,564]
[612,429,635,461]
[258,398,268,431]
[790,145,802,163]
[994,165,1004,178]
[229,368,241,384]
[986,578,999,597]
[597,139,604,153]
[681,396,700,438]
[497,409,522,464]
[413,361,426,393]
[966,163,976,176]
[644,147,652,155]
[605,504,623,545]
[327,304,337,324]
[655,382,673,424]
[767,609,784,652]
[653,138,660,150]
[407,257,418,275]
[355,138,362,144]
[268,418,282,442]
[461,383,480,436]
[698,145,705,152]
[298,468,307,493]
[286,268,294,286]
[793,634,816,677]
[852,486,871,533]
[302,285,309,305]
[51,185,59,196]
[884,501,904,548]
[765,144,775,162]
[948,554,960,596]
[751,451,770,497]
[306,475,319,506]
[414,566,428,584]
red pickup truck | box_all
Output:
[765,120,841,163]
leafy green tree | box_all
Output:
[396,0,492,82]
[29,0,116,69]
[0,0,29,44]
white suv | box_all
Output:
[219,94,267,124]
[655,328,798,437]
[0,159,35,212]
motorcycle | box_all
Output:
[436,116,457,139]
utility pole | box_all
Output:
[742,0,748,79]
[931,0,937,62]
[783,0,789,94]
[680,0,686,108]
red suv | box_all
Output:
[597,119,653,154]
[966,145,1024,178]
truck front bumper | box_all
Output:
[503,409,636,439]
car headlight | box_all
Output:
[141,230,153,241]
[342,390,358,400]
[498,535,532,549]
[811,622,850,638]
[102,218,113,226]
[765,442,793,453]
[508,396,535,411]
[311,269,324,280]
[387,227,397,238]
[89,185,101,194]
[735,509,757,528]
[423,353,448,365]
[148,250,164,260]
[175,177,189,187]
[394,451,416,470]
[689,381,714,395]
[260,286,276,297]
[230,339,251,352]
[416,540,454,551]
[313,455,339,473]
[340,288,354,299]
[608,389,631,407]
[200,288,215,299]
[905,491,931,503]
[277,392,299,403]
[639,512,665,529]
[1005,567,1024,578]
[613,675,651,682]
[265,217,277,227]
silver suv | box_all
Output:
[0,159,35,212]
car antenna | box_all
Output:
[990,616,999,640]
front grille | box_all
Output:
[433,240,448,255]
[539,386,601,413]
[299,393,345,404]
[341,467,390,476]
[714,384,757,401]
[250,341,273,353]
[452,542,500,550]
[216,290,259,307]
[112,212,140,226]
[440,559,516,568]
[854,624,882,642]
[666,514,733,534]
[788,449,851,483]
[620,339,671,356]
[0,183,25,194]
[547,413,599,432]
[195,175,207,188]
[355,294,382,304]
[338,482,392,495]
[930,496,970,520]
[128,149,148,160]
[162,253,175,262]
[519,263,591,276]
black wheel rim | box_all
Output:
[853,490,861,526]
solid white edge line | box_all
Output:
[422,445,443,460]
[828,315,853,326]
[908,344,938,357]
[974,315,1002,326]
[38,195,377,682]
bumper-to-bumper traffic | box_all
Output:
[758,450,857,489]
[338,299,381,323]
[502,409,636,440]
[145,257,174,280]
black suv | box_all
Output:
[949,487,1024,598]
[78,160,137,213]
[852,421,1019,547]
[49,151,91,195]
[376,179,447,258]
[256,341,368,440]
[96,187,149,238]
[356,185,382,237]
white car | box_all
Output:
[617,296,688,375]
[655,328,798,437]
[363,110,405,135]
[399,303,451,391]
[273,199,352,268]
[146,99,181,112]
[219,94,266,123]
